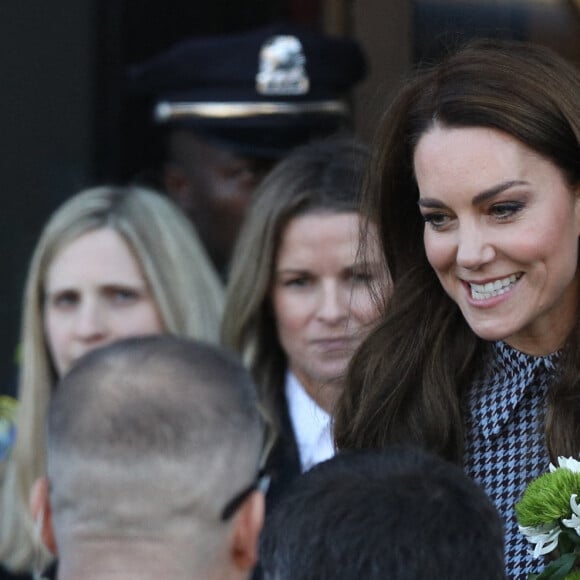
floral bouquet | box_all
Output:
[516,457,580,579]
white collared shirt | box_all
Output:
[285,372,335,472]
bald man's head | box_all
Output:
[46,336,263,560]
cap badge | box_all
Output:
[256,35,310,96]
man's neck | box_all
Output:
[56,536,237,580]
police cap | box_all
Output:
[128,23,367,158]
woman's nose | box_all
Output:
[316,282,348,323]
[73,300,107,341]
[456,226,495,270]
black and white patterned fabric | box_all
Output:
[463,341,559,579]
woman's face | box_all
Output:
[415,124,580,355]
[44,228,165,376]
[271,211,384,410]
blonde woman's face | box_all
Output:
[44,228,165,376]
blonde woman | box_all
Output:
[0,185,224,577]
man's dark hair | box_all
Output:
[260,447,505,580]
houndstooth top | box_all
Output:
[463,341,560,580]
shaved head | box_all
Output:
[46,335,263,568]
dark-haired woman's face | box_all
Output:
[415,124,580,355]
[44,228,165,376]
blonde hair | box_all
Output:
[0,185,224,572]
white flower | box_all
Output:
[519,522,561,558]
[562,494,580,535]
[549,456,580,473]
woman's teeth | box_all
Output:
[469,274,520,300]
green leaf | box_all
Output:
[533,553,577,579]
[561,528,580,546]
[559,530,577,554]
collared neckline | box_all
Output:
[467,341,559,439]
[284,372,334,472]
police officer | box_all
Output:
[128,23,367,274]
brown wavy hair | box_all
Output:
[334,39,580,463]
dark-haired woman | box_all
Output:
[333,39,580,578]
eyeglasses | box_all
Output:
[220,469,271,521]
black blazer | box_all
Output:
[252,381,303,580]
[263,379,302,512]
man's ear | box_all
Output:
[230,490,265,573]
[162,163,194,210]
[30,477,57,555]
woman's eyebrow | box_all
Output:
[418,179,529,208]
[471,180,529,205]
[417,197,446,209]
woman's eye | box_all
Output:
[50,291,78,309]
[351,271,373,283]
[283,276,310,288]
[109,288,140,304]
[490,202,525,220]
[422,212,451,230]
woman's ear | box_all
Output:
[230,489,265,573]
[29,477,57,555]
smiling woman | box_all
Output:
[0,185,224,577]
[333,39,580,578]
[416,125,580,355]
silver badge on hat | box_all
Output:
[256,35,310,96]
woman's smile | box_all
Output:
[463,273,522,302]
[416,124,580,355]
